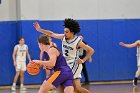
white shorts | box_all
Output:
[15,61,26,71]
[68,62,83,79]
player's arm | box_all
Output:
[12,46,17,67]
[26,48,31,61]
[119,40,139,48]
[33,22,64,39]
[89,56,92,63]
[77,41,94,63]
[40,51,44,60]
[53,42,57,47]
[33,48,58,66]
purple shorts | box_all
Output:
[46,70,73,88]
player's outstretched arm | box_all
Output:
[33,22,64,39]
[119,40,139,48]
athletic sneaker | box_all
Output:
[133,78,138,86]
[11,86,16,91]
[20,86,26,91]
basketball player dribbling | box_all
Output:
[32,34,74,93]
[40,36,57,78]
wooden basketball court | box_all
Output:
[0,82,139,93]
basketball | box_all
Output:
[27,62,40,75]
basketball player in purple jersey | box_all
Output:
[33,34,74,93]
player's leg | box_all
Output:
[11,62,21,91]
[11,71,20,91]
[73,64,90,93]
[73,79,90,93]
[133,57,140,86]
[20,71,24,84]
[45,69,51,78]
[61,72,74,93]
[39,71,61,93]
[58,85,64,93]
[38,80,55,93]
[133,66,140,86]
[20,71,26,90]
[13,71,20,84]
[64,86,74,93]
[20,62,26,90]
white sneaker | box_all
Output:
[11,86,16,91]
[20,87,26,91]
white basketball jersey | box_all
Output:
[62,36,82,75]
[15,44,28,62]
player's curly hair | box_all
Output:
[64,18,80,35]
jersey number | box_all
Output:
[65,50,69,56]
[22,52,24,56]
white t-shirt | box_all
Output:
[14,44,28,62]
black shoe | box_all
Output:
[82,82,89,86]
[133,78,138,86]
[85,82,89,85]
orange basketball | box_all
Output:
[27,62,40,75]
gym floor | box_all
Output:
[0,83,139,93]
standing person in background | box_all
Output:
[40,35,57,78]
[119,40,140,86]
[11,37,31,91]
[78,35,92,85]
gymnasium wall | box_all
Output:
[0,0,140,85]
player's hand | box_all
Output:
[43,64,47,69]
[29,60,34,63]
[89,57,92,63]
[32,60,41,64]
[46,66,53,69]
[119,42,125,46]
[14,61,17,67]
[76,58,84,64]
[33,22,41,31]
[29,59,32,62]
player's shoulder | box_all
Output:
[15,44,19,48]
[24,44,28,46]
[14,44,20,50]
[49,46,59,55]
[136,40,140,43]
[74,36,81,42]
[77,36,81,40]
[50,46,58,52]
[23,44,28,47]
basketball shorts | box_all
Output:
[16,61,26,71]
[46,70,73,88]
[68,62,83,79]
